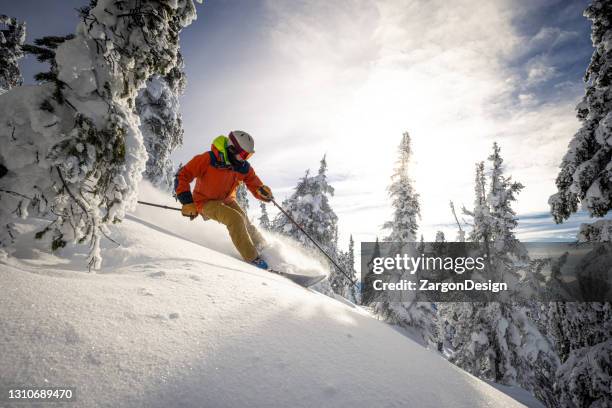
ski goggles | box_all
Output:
[228,134,254,161]
[236,149,253,161]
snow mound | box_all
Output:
[0,213,531,407]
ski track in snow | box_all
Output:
[0,186,539,407]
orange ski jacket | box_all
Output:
[174,137,265,211]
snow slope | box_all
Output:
[1,212,534,407]
[132,182,329,278]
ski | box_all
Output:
[268,269,326,288]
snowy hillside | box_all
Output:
[0,189,540,407]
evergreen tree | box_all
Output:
[548,302,611,408]
[346,235,358,303]
[272,155,337,252]
[23,34,75,85]
[135,53,186,189]
[0,16,26,247]
[375,132,436,344]
[236,182,250,215]
[547,5,612,404]
[0,0,198,267]
[450,144,558,406]
[487,142,527,264]
[361,237,381,305]
[333,235,358,301]
[272,155,342,295]
[0,15,25,94]
[549,0,612,223]
[258,201,271,230]
[577,219,612,242]
[464,162,491,245]
[383,132,420,242]
[450,201,466,242]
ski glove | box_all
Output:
[258,185,273,202]
[181,203,198,220]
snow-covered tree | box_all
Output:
[464,161,491,245]
[486,143,528,285]
[258,201,271,230]
[549,0,612,223]
[545,239,612,407]
[450,201,466,242]
[548,302,611,408]
[448,302,558,406]
[0,15,25,95]
[383,132,420,242]
[0,0,198,268]
[23,35,75,85]
[236,182,250,215]
[463,145,526,280]
[272,155,338,252]
[346,235,357,302]
[375,132,436,344]
[361,236,381,305]
[546,5,612,404]
[578,219,612,242]
[272,155,342,296]
[487,143,525,258]
[135,53,186,189]
[333,235,358,302]
[449,144,558,405]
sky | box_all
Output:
[4,0,608,252]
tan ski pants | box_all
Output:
[201,200,266,262]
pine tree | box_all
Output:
[487,142,526,264]
[272,155,337,252]
[272,155,342,295]
[577,219,612,242]
[383,132,420,242]
[346,235,358,303]
[376,132,436,344]
[0,16,26,247]
[236,183,250,215]
[258,201,271,230]
[449,144,558,406]
[0,0,198,267]
[546,251,612,407]
[333,235,358,301]
[547,5,612,403]
[361,237,381,305]
[464,161,491,246]
[450,201,465,242]
[23,34,75,84]
[549,0,612,223]
[135,53,186,189]
[548,302,611,408]
[0,15,25,94]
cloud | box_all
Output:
[526,57,557,85]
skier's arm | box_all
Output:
[175,153,210,205]
[244,167,273,202]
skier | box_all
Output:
[174,131,274,269]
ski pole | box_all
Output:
[271,199,357,287]
[137,200,182,211]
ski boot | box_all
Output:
[251,256,269,270]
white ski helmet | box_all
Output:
[228,130,255,158]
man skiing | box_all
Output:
[174,131,273,269]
